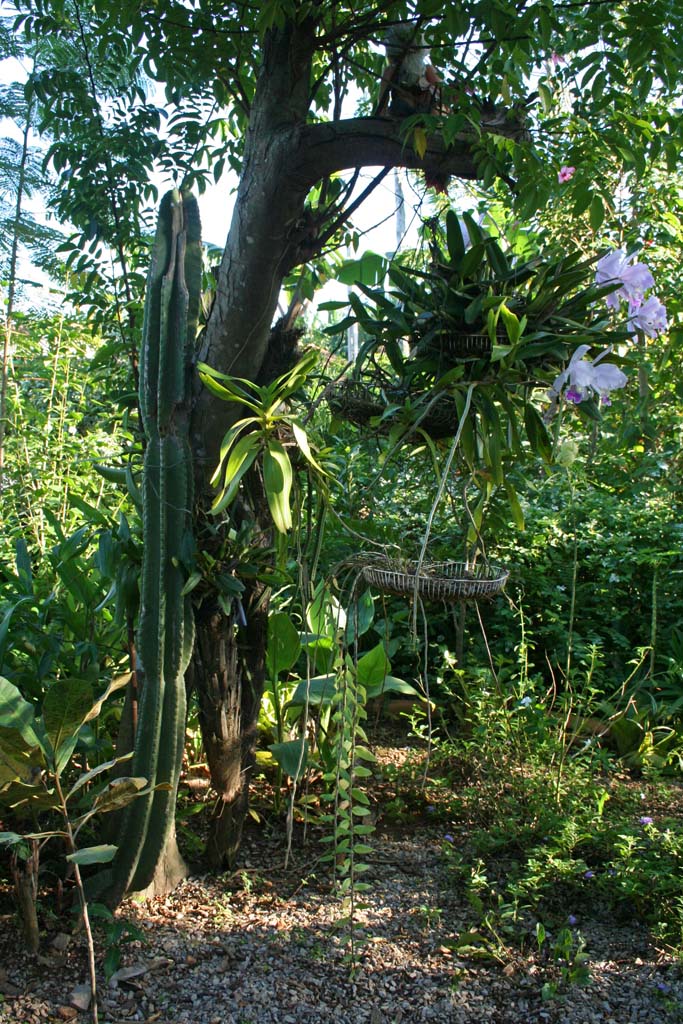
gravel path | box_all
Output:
[1,823,681,1024]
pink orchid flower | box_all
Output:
[558,165,576,183]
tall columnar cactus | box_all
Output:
[107,189,201,903]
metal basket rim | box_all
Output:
[358,557,509,602]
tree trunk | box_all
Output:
[187,16,508,869]
[192,577,269,870]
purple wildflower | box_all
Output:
[639,816,654,826]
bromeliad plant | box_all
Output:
[198,350,329,531]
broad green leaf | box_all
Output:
[446,209,467,263]
[263,440,293,532]
[269,738,308,779]
[15,538,32,591]
[211,433,261,514]
[212,417,258,482]
[265,350,318,407]
[287,674,337,708]
[306,583,346,637]
[181,570,203,597]
[291,421,328,476]
[524,405,552,463]
[356,643,390,688]
[345,589,375,644]
[365,675,421,700]
[336,251,387,287]
[0,598,33,668]
[66,844,117,866]
[266,612,301,679]
[197,365,263,412]
[609,716,644,756]
[90,777,149,815]
[0,780,59,811]
[0,677,44,752]
[505,482,525,530]
[0,831,28,848]
[66,751,134,801]
[498,304,521,345]
[0,724,46,787]
[573,186,593,217]
[589,194,605,231]
[41,679,94,772]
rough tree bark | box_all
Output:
[193,577,269,869]
[188,17,523,868]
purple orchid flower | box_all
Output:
[595,249,655,311]
[549,345,628,406]
[629,295,668,338]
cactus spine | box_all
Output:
[107,189,201,903]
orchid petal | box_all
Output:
[591,363,628,392]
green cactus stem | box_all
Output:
[105,189,201,905]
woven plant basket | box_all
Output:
[327,381,385,427]
[430,331,493,358]
[412,322,513,361]
[327,381,460,440]
[360,556,509,603]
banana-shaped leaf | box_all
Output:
[197,366,264,412]
[211,433,261,515]
[263,440,293,533]
[263,350,319,412]
[291,421,329,477]
[211,416,259,486]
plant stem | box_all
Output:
[0,95,33,488]
[412,382,475,635]
[649,563,658,679]
[53,773,99,1024]
[565,470,578,681]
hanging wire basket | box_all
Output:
[359,554,509,603]
[426,330,493,359]
[411,325,511,366]
[327,380,460,440]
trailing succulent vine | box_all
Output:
[102,189,201,905]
